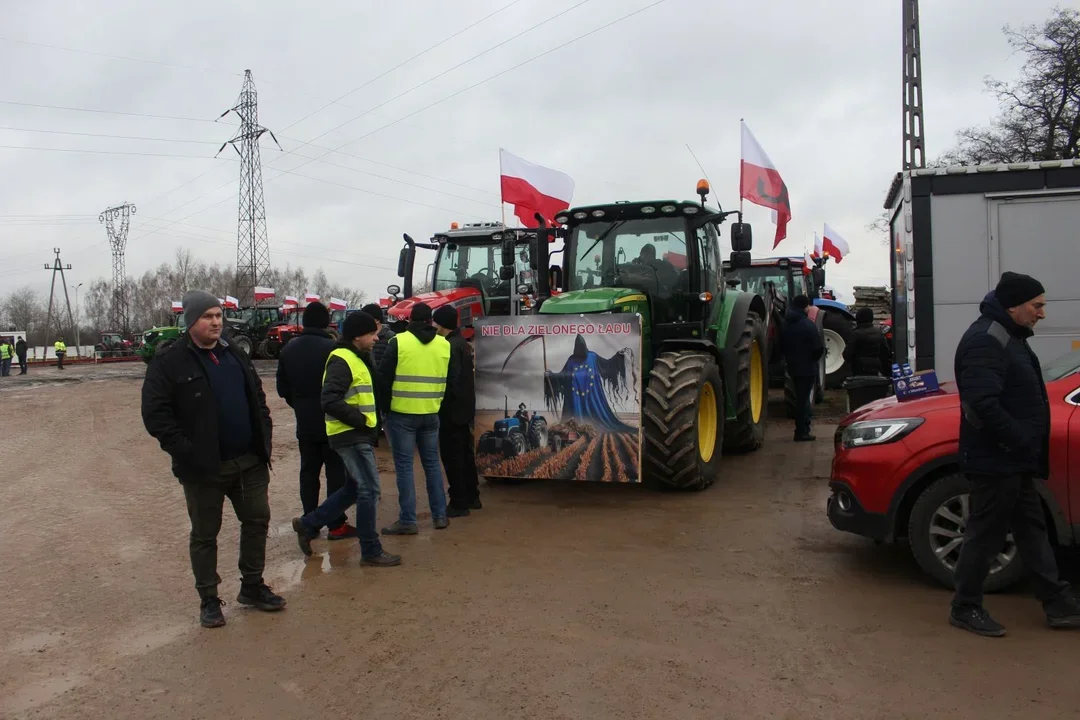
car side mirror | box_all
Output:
[729,251,752,269]
[731,223,753,252]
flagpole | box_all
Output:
[738,118,745,216]
[499,148,507,228]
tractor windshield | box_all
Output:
[432,241,532,300]
[566,217,689,298]
[730,267,791,298]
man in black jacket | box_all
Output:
[290,311,401,567]
[361,303,395,370]
[843,307,891,377]
[15,338,27,375]
[142,290,286,628]
[432,306,481,517]
[780,295,824,442]
[950,272,1080,637]
[276,301,356,541]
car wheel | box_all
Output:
[907,472,1024,592]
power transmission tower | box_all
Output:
[100,202,136,334]
[902,0,926,169]
[217,69,280,307]
[42,248,78,356]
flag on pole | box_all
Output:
[812,232,824,258]
[283,295,299,307]
[304,293,320,305]
[328,297,347,311]
[499,148,575,228]
[739,121,792,248]
[223,295,239,310]
[822,223,851,262]
[170,301,183,313]
[254,286,275,302]
[803,248,813,274]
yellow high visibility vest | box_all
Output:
[0,344,10,360]
[390,331,450,414]
[323,348,377,436]
[54,341,67,353]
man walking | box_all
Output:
[780,295,824,441]
[53,336,66,370]
[15,337,27,375]
[0,338,12,377]
[843,307,892,377]
[950,271,1080,637]
[432,306,481,516]
[276,301,356,542]
[142,291,285,628]
[290,311,401,567]
[360,303,395,369]
[376,303,456,534]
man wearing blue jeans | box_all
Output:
[376,303,457,534]
[290,311,401,567]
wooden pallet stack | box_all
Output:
[852,286,891,321]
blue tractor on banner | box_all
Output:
[477,396,550,458]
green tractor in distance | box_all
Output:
[525,180,769,491]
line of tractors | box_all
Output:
[378,179,862,492]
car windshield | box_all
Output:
[566,217,688,293]
[433,241,531,298]
[730,267,790,297]
[1042,348,1080,382]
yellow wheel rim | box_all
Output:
[698,381,718,463]
[750,340,764,424]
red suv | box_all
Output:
[827,349,1080,591]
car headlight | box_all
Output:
[841,418,924,449]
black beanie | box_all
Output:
[410,303,432,323]
[302,301,330,329]
[855,307,875,324]
[432,305,458,331]
[360,303,384,322]
[994,271,1045,309]
[342,310,377,340]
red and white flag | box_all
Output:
[822,223,851,263]
[328,297,347,311]
[739,121,792,249]
[223,295,239,310]
[812,232,824,258]
[254,286,275,302]
[304,293,320,305]
[283,295,299,307]
[499,148,574,228]
[803,249,813,274]
[171,301,183,313]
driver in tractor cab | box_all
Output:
[514,403,530,425]
[633,243,680,321]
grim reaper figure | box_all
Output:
[544,334,635,432]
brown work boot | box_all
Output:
[381,521,419,536]
[361,551,402,567]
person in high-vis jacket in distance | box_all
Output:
[54,337,67,370]
[377,302,458,534]
[290,311,401,567]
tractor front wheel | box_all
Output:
[723,312,768,453]
[642,352,723,491]
[822,311,854,389]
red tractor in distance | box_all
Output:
[385,221,550,339]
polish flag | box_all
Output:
[803,249,813,274]
[499,149,574,228]
[739,121,792,248]
[328,297,347,311]
[223,295,239,310]
[812,232,824,258]
[304,293,320,305]
[170,301,183,313]
[822,223,851,263]
[254,286,275,302]
[283,295,299,307]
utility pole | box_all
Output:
[902,0,926,169]
[217,69,280,307]
[43,248,78,357]
[100,202,136,334]
[70,282,84,351]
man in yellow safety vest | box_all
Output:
[290,310,402,567]
[376,302,458,534]
[54,337,67,370]
[0,338,13,377]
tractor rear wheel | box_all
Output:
[642,352,723,491]
[723,312,768,453]
[822,310,854,388]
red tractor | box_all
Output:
[385,221,551,338]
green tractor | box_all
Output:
[521,180,769,491]
[139,315,184,364]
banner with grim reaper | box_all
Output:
[471,316,642,483]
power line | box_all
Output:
[0,99,222,124]
[0,35,243,79]
[0,144,229,159]
[0,125,221,144]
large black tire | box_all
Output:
[232,334,253,357]
[723,312,768,453]
[477,431,498,456]
[262,339,282,359]
[504,431,527,458]
[907,472,1024,592]
[822,310,854,389]
[642,352,724,491]
[527,416,548,450]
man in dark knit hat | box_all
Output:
[432,305,481,516]
[290,310,401,567]
[360,302,395,370]
[950,271,1080,637]
[142,290,285,628]
[277,301,356,542]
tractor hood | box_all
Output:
[388,287,480,323]
[538,288,643,314]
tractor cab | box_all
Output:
[387,221,539,335]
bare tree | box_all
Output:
[1,286,43,334]
[867,210,892,247]
[940,7,1080,165]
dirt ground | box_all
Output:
[1,361,1079,719]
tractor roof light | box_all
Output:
[696,179,710,196]
[450,222,459,229]
[573,211,588,220]
[591,209,606,218]
[491,233,503,241]
[660,205,676,213]
[682,206,699,214]
[641,206,656,214]
[555,215,569,225]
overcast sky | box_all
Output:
[0,0,1063,306]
